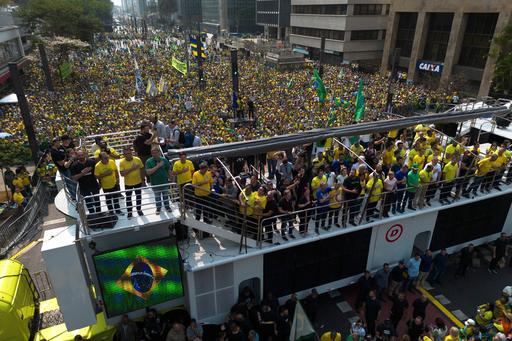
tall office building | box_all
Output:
[381,0,512,96]
[201,0,261,34]
[290,1,390,66]
[256,0,291,40]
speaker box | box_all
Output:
[87,212,118,230]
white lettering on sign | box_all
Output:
[418,62,442,73]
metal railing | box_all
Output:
[181,184,259,244]
[175,167,511,248]
[0,181,53,256]
[76,182,180,234]
[79,129,139,156]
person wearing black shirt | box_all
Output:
[278,190,295,240]
[376,318,395,341]
[455,244,474,278]
[61,135,75,150]
[407,316,425,341]
[459,150,476,197]
[388,261,406,297]
[261,191,278,242]
[342,169,362,226]
[489,233,511,274]
[276,307,291,341]
[412,294,429,319]
[297,187,312,235]
[227,321,247,341]
[50,137,71,176]
[389,292,409,331]
[133,122,154,166]
[429,249,448,285]
[364,290,381,337]
[70,150,100,213]
[356,271,376,309]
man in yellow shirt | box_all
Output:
[466,154,497,196]
[13,187,27,207]
[445,140,461,161]
[491,148,508,190]
[172,152,195,189]
[119,147,144,218]
[412,149,426,170]
[365,174,383,222]
[192,162,213,224]
[440,158,458,204]
[95,151,123,215]
[350,141,364,161]
[328,183,343,227]
[311,168,327,199]
[417,164,433,208]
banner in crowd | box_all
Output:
[59,61,73,79]
[134,59,143,94]
[171,57,188,75]
[313,69,326,103]
[355,78,365,122]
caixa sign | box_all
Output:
[416,60,444,73]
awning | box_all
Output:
[0,93,17,104]
[293,47,309,55]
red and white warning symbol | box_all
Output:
[385,224,403,243]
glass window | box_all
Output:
[351,30,379,40]
[292,5,347,15]
[353,4,383,15]
[395,12,418,57]
[458,13,498,69]
[291,26,345,41]
[0,38,22,68]
[422,13,454,62]
[256,0,278,13]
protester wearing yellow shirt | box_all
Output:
[119,148,144,218]
[94,151,122,215]
[239,186,253,216]
[172,151,195,186]
[418,165,433,208]
[13,187,26,207]
[350,142,364,160]
[365,175,383,222]
[248,187,267,219]
[311,169,327,199]
[445,141,461,160]
[93,144,120,160]
[441,159,458,204]
[192,162,214,224]
[382,142,395,168]
[328,183,343,227]
[412,150,426,170]
[465,154,497,196]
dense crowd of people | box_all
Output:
[0,29,456,150]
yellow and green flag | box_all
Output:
[171,57,188,75]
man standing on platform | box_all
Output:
[146,148,172,214]
[172,152,195,192]
[119,147,145,219]
[70,150,100,214]
[192,162,213,224]
[94,151,123,215]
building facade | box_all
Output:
[289,0,390,66]
[256,0,291,40]
[201,0,261,34]
[381,0,512,97]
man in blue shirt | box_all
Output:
[315,182,331,234]
[406,253,421,292]
[394,165,408,213]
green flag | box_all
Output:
[354,78,364,121]
[313,69,326,103]
[287,79,294,89]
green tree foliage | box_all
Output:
[18,0,113,42]
[492,24,512,95]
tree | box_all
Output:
[491,24,512,96]
[17,0,113,42]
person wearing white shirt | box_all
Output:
[425,157,442,204]
[383,171,398,217]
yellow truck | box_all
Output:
[0,259,116,341]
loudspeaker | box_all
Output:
[174,221,188,241]
[87,212,118,230]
